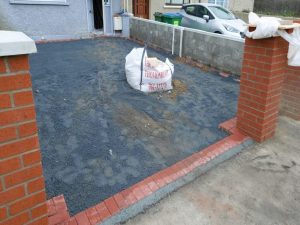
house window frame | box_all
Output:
[207,0,229,8]
[165,0,192,6]
[10,0,69,6]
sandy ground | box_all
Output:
[124,116,300,225]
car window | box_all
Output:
[184,6,197,16]
[208,6,235,20]
[196,5,214,19]
[196,6,205,18]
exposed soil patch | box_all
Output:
[115,103,172,139]
[167,79,187,100]
[176,56,211,72]
[114,103,179,159]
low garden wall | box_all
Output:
[130,17,245,75]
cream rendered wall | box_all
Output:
[122,0,133,14]
[149,0,201,19]
[123,0,199,20]
[228,0,254,12]
[150,0,179,19]
[201,0,254,12]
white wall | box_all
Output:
[0,0,89,40]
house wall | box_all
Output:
[150,0,181,19]
[149,0,201,19]
[124,0,199,20]
[228,0,254,12]
[201,0,254,12]
[0,0,90,40]
[123,0,133,15]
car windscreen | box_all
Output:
[208,6,236,20]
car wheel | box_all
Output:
[214,31,222,34]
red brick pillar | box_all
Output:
[237,34,289,142]
[0,33,48,225]
[280,66,300,120]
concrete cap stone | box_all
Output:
[0,30,37,57]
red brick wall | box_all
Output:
[280,22,300,120]
[237,36,289,142]
[280,66,300,120]
[0,55,48,225]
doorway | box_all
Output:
[133,0,149,19]
[93,0,104,29]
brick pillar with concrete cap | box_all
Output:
[237,27,290,142]
[0,31,49,225]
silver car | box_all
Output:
[180,3,246,38]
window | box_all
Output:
[208,0,229,8]
[185,5,197,16]
[197,5,213,18]
[10,0,69,5]
[184,5,214,19]
[165,0,191,5]
[208,6,235,19]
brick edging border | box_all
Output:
[48,117,253,225]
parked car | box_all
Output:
[179,3,246,38]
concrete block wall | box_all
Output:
[130,18,180,53]
[182,28,244,74]
[0,32,48,225]
[130,17,244,75]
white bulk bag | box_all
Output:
[246,12,300,67]
[246,12,281,39]
[278,28,300,67]
[125,48,174,93]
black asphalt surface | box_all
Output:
[30,38,239,214]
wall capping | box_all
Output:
[0,31,37,57]
[10,0,69,6]
[163,5,181,9]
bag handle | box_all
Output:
[140,44,147,91]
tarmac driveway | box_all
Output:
[30,38,239,214]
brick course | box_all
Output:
[0,55,48,225]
